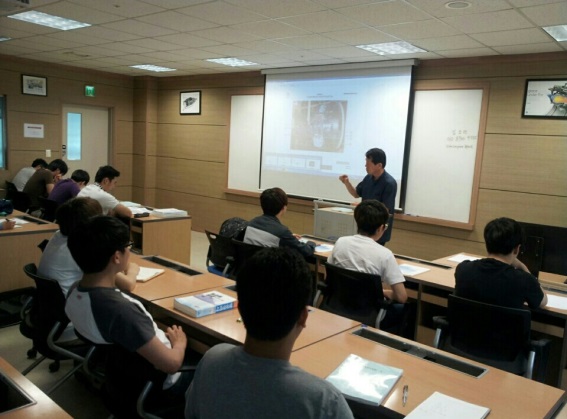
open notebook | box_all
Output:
[136,267,165,282]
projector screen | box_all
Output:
[260,64,413,206]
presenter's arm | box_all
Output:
[339,175,360,199]
[112,203,133,218]
[115,262,139,292]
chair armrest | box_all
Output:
[432,315,449,330]
[529,338,552,383]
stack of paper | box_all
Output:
[405,392,490,419]
[326,354,403,405]
[151,208,188,218]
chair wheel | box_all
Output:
[27,349,37,359]
[49,361,60,372]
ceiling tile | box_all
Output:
[278,10,363,33]
[338,1,433,26]
[45,31,110,46]
[274,34,345,49]
[493,42,563,54]
[231,39,297,54]
[224,0,326,18]
[37,1,124,24]
[68,0,166,18]
[441,9,534,34]
[177,1,266,25]
[414,34,485,51]
[0,43,42,55]
[310,46,377,58]
[0,16,60,35]
[380,19,461,40]
[100,19,178,37]
[436,47,499,58]
[100,42,154,54]
[190,26,263,43]
[231,20,310,39]
[124,38,187,51]
[199,44,257,57]
[323,27,396,45]
[520,2,567,26]
[471,28,552,46]
[75,26,141,42]
[404,0,512,18]
[135,11,219,32]
[154,33,221,48]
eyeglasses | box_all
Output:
[383,224,389,230]
[122,241,134,250]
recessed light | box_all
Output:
[8,11,90,31]
[543,25,567,42]
[356,42,427,55]
[129,64,176,72]
[445,1,471,9]
[206,58,258,67]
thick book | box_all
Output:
[136,267,165,282]
[174,291,238,318]
[151,208,188,218]
[326,354,403,405]
[405,391,490,419]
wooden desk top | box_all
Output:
[130,255,233,302]
[130,213,191,223]
[0,210,57,236]
[0,357,71,418]
[153,287,361,351]
[290,328,565,418]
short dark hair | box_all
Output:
[94,165,120,184]
[32,158,48,168]
[68,216,130,274]
[484,217,525,255]
[365,148,386,168]
[237,247,312,341]
[260,187,288,216]
[56,197,102,236]
[71,169,90,185]
[48,159,68,176]
[354,199,389,236]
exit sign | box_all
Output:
[85,85,95,97]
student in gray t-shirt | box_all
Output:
[185,248,354,419]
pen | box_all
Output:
[402,385,408,407]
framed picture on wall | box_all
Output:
[180,91,201,115]
[522,79,567,119]
[22,75,47,96]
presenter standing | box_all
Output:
[339,148,396,245]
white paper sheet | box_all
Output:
[545,294,567,311]
[448,254,481,263]
[399,264,430,276]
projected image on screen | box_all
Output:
[291,100,347,152]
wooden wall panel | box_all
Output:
[115,120,134,154]
[481,134,567,195]
[156,88,230,126]
[156,124,228,162]
[156,157,225,198]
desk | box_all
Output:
[152,286,360,352]
[0,211,58,293]
[290,328,565,418]
[0,357,71,418]
[130,214,192,264]
[130,254,232,303]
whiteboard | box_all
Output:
[227,95,263,192]
[404,89,484,223]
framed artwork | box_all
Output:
[22,75,47,96]
[522,79,567,119]
[180,91,201,115]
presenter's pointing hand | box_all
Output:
[339,174,349,184]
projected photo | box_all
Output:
[522,79,567,119]
[291,100,347,152]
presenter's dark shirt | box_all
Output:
[454,258,544,309]
[356,170,397,243]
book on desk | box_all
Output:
[174,291,238,318]
[136,267,165,282]
[326,354,403,405]
[405,392,490,419]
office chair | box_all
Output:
[205,230,237,277]
[230,239,265,280]
[37,196,59,222]
[5,182,32,213]
[433,294,551,382]
[5,180,17,200]
[320,263,394,329]
[20,263,92,395]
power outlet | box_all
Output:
[46,149,51,157]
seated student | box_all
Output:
[12,158,48,191]
[328,199,407,304]
[243,187,315,258]
[78,165,132,218]
[455,217,548,309]
[185,247,353,419]
[49,169,90,205]
[66,216,191,398]
[38,197,138,296]
[23,159,68,210]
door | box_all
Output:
[62,104,110,181]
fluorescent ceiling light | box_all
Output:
[129,64,176,72]
[206,58,258,67]
[543,25,567,42]
[8,11,90,31]
[0,37,11,42]
[357,41,427,55]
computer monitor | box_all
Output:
[518,222,567,277]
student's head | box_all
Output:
[71,169,90,187]
[94,165,120,191]
[484,217,525,255]
[365,148,387,176]
[48,159,68,176]
[56,197,102,236]
[31,158,48,169]
[260,187,288,216]
[354,199,389,236]
[68,216,131,274]
[237,247,312,341]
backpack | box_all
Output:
[219,217,248,241]
[0,199,14,215]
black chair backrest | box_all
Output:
[446,294,531,368]
[320,263,385,325]
[5,181,17,200]
[37,197,59,222]
[231,239,265,279]
[205,230,237,270]
[9,189,32,212]
[22,263,69,351]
